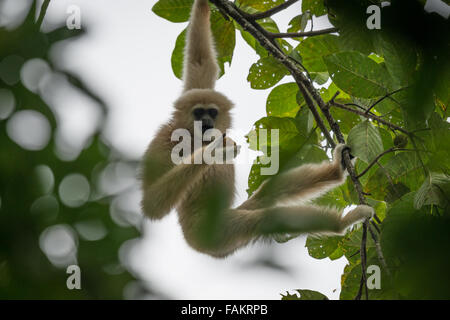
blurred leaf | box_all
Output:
[414,173,450,209]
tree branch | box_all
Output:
[356,147,417,179]
[269,27,338,39]
[330,100,410,135]
[36,0,51,30]
[368,224,391,276]
[364,87,406,115]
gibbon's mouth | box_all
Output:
[202,124,214,133]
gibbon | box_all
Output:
[141,0,374,258]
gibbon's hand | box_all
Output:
[333,143,356,175]
[223,136,241,159]
[205,133,240,160]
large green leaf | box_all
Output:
[295,35,340,72]
[248,117,300,150]
[324,51,392,98]
[152,0,194,22]
[266,83,300,118]
[347,120,384,164]
[373,33,417,88]
[247,56,289,89]
[366,152,426,202]
[170,29,186,79]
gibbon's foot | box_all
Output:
[341,205,374,229]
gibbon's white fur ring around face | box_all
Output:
[140,0,374,258]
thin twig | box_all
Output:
[355,222,368,300]
[36,0,51,29]
[330,101,410,135]
[269,27,338,39]
[364,87,406,115]
[368,224,391,276]
[356,147,417,179]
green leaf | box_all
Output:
[239,0,284,11]
[324,51,392,98]
[306,235,343,259]
[295,35,341,72]
[211,10,236,71]
[310,72,329,85]
[266,83,300,118]
[301,0,327,17]
[152,0,194,23]
[247,56,289,89]
[347,120,384,164]
[381,193,450,299]
[248,117,299,150]
[171,29,186,79]
[170,12,235,79]
[414,173,450,209]
[281,289,329,300]
[373,33,417,88]
[287,12,311,34]
[366,152,426,202]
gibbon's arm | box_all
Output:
[142,146,210,219]
[183,0,219,91]
[142,136,237,219]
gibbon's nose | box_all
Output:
[201,118,214,133]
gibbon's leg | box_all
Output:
[183,0,219,91]
[239,144,353,210]
[193,204,374,258]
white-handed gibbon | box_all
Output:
[141,0,374,258]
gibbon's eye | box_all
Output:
[208,108,218,119]
[192,108,205,119]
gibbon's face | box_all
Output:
[191,104,219,134]
[173,89,233,135]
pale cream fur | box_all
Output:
[140,0,373,258]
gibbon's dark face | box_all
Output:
[191,104,219,133]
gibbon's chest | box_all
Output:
[183,163,236,206]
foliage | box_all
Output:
[0,1,145,298]
[160,0,450,300]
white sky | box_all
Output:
[4,0,352,299]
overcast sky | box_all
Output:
[2,0,352,299]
